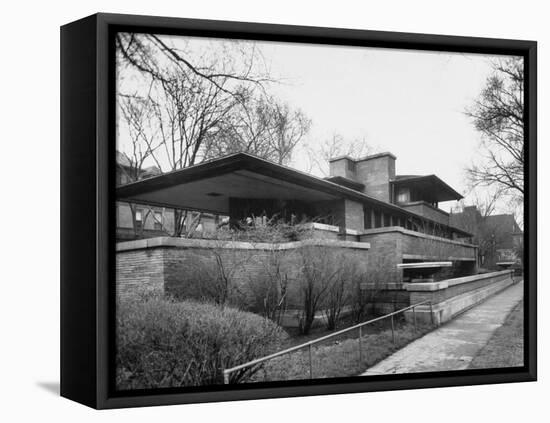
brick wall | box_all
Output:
[407,270,513,305]
[400,201,450,226]
[328,157,356,180]
[358,231,404,284]
[116,238,370,310]
[116,247,165,298]
[355,153,396,202]
[360,227,478,285]
[344,199,365,232]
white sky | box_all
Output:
[117,35,521,214]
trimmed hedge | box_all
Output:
[116,296,287,389]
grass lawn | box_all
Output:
[468,300,524,369]
[250,315,434,382]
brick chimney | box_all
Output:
[328,156,357,181]
[355,152,396,202]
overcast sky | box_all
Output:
[118,35,521,214]
[255,41,514,212]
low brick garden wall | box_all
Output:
[360,227,478,285]
[116,237,370,312]
[404,270,516,325]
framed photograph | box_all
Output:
[60,13,537,409]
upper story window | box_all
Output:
[396,187,410,204]
[364,206,372,229]
[374,210,382,228]
[135,208,143,231]
[154,211,163,230]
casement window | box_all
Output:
[364,207,372,229]
[154,211,163,230]
[396,187,410,203]
[374,210,382,228]
[135,209,143,231]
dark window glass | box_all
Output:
[154,211,163,230]
[374,210,382,228]
[364,207,372,229]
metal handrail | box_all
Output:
[223,299,433,384]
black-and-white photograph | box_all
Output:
[114,32,525,391]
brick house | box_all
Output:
[115,152,526,326]
[117,152,478,281]
[450,206,523,269]
[116,151,217,241]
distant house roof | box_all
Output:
[392,174,463,202]
[485,214,523,235]
[116,152,472,237]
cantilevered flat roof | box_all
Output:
[116,152,472,236]
[392,174,463,202]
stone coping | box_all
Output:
[402,254,476,262]
[444,270,513,287]
[328,151,396,163]
[361,226,477,248]
[405,269,513,292]
[117,236,371,252]
[302,222,361,236]
[397,261,452,269]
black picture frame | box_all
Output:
[60,12,537,409]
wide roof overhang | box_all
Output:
[116,153,472,237]
[116,153,345,215]
[392,175,463,203]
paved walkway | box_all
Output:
[361,280,524,376]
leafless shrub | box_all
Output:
[247,250,289,325]
[297,247,354,334]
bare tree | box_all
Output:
[267,99,311,165]
[116,33,310,237]
[203,94,273,159]
[204,95,311,165]
[116,33,272,99]
[117,33,273,237]
[466,57,524,199]
[117,94,167,238]
[298,246,351,335]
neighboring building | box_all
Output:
[117,151,478,283]
[450,207,523,270]
[116,151,217,241]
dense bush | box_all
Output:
[116,296,287,389]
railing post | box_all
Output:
[358,326,363,363]
[413,306,417,332]
[223,370,230,385]
[308,344,313,379]
[430,302,434,326]
[391,315,395,344]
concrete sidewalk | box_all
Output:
[361,280,524,376]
